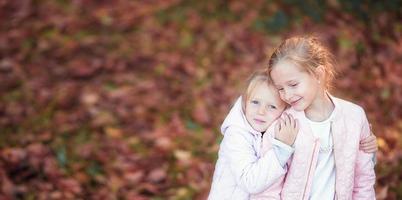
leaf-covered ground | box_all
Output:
[1,0,402,199]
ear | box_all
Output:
[315,65,326,83]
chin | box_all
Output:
[292,104,306,111]
[253,126,266,132]
[293,106,304,111]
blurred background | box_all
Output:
[1,0,401,199]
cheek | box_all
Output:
[278,92,286,101]
[300,82,316,98]
[267,110,282,120]
[280,94,290,105]
[274,110,283,118]
[245,106,256,116]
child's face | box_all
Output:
[245,83,286,132]
[270,60,320,111]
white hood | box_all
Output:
[220,97,261,136]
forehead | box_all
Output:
[270,60,310,82]
[249,83,280,100]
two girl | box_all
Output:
[209,36,377,199]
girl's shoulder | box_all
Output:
[331,97,368,124]
[332,97,366,115]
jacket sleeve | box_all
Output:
[353,109,376,199]
[271,138,294,168]
[221,127,287,194]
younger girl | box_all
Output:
[208,70,299,200]
[266,36,376,199]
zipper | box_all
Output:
[260,134,262,156]
[331,121,338,200]
[258,133,263,156]
[302,140,318,200]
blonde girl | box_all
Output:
[266,36,376,199]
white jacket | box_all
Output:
[208,97,289,200]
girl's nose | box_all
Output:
[258,106,266,115]
[284,90,293,102]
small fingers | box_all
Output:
[361,145,378,153]
[360,136,370,144]
[361,134,376,144]
[360,139,378,153]
[282,113,288,126]
[289,114,296,129]
[369,123,373,135]
[278,118,283,131]
[360,142,372,148]
[286,113,292,126]
[275,120,280,135]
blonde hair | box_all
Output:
[241,69,272,112]
[267,36,337,89]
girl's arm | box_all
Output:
[270,114,298,168]
[260,115,298,168]
[353,110,376,200]
[221,127,287,194]
[251,117,298,199]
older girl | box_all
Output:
[266,36,376,199]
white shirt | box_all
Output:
[308,111,336,200]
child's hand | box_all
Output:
[275,113,299,146]
[360,130,378,153]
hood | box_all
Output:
[220,97,261,136]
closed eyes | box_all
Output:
[251,100,259,104]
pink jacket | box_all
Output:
[208,97,286,200]
[257,95,376,200]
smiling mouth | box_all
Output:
[254,119,266,124]
[290,98,301,106]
